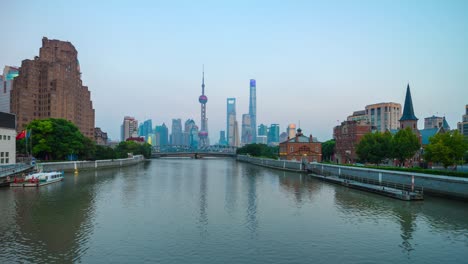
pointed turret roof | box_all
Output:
[400,84,418,121]
[442,117,450,130]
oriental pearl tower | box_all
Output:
[198,66,210,148]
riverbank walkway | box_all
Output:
[0,163,34,179]
[309,173,424,201]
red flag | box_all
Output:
[16,130,26,140]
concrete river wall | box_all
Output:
[38,155,145,172]
[237,155,306,171]
[237,155,468,200]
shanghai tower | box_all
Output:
[249,79,257,143]
[198,67,209,147]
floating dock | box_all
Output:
[309,173,423,201]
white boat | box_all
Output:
[11,171,64,187]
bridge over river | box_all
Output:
[151,145,237,159]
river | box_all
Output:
[0,159,467,263]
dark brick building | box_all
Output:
[10,37,95,139]
[333,120,372,164]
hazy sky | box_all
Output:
[2,0,467,142]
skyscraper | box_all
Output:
[121,116,138,141]
[184,119,199,149]
[249,79,257,143]
[171,118,183,145]
[268,124,280,145]
[155,123,169,146]
[11,37,95,139]
[0,66,19,113]
[241,114,252,145]
[219,130,227,146]
[198,67,209,148]
[457,105,468,137]
[226,98,237,146]
[287,124,296,139]
[138,119,153,140]
[230,116,240,147]
[258,124,268,136]
[279,132,288,143]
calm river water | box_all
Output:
[0,159,467,263]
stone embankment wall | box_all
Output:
[38,155,145,172]
[238,155,468,200]
[237,155,305,171]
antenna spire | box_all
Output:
[201,64,205,95]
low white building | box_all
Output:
[0,112,16,164]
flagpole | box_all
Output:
[29,129,33,158]
[25,129,28,156]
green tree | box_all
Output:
[27,118,92,160]
[424,130,468,168]
[94,145,117,160]
[356,132,392,165]
[392,128,420,166]
[321,139,335,162]
[115,141,152,159]
[237,143,279,159]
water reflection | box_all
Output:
[333,187,468,255]
[244,168,258,237]
[0,168,129,263]
[224,161,239,216]
[198,161,208,235]
[277,170,322,207]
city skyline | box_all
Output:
[1,1,467,142]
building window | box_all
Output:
[5,158,9,164]
[7,136,10,140]
[0,152,3,157]
[290,146,294,152]
[0,158,3,164]
[5,152,8,157]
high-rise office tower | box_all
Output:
[198,67,209,148]
[258,124,268,136]
[0,66,19,113]
[226,98,237,146]
[279,132,288,143]
[249,79,257,143]
[121,116,138,141]
[184,119,199,148]
[11,37,95,139]
[287,124,296,139]
[268,124,280,145]
[171,118,183,145]
[230,116,240,147]
[138,119,153,140]
[155,123,169,146]
[241,114,252,145]
[219,130,227,146]
[457,105,468,137]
